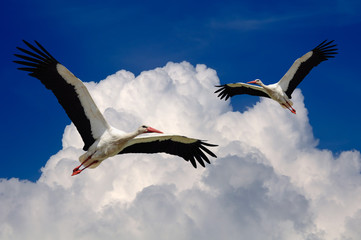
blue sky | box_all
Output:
[1,0,360,181]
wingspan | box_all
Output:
[118,135,217,168]
[215,83,270,100]
[14,40,110,150]
[278,40,338,98]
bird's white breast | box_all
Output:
[90,128,130,160]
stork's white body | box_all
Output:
[15,40,217,175]
[259,82,293,108]
[215,40,337,114]
[247,79,295,113]
[80,128,132,167]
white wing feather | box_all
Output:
[56,64,110,139]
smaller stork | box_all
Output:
[215,40,338,114]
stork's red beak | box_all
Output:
[247,80,257,84]
[146,127,163,134]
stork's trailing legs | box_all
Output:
[282,102,296,114]
[72,156,90,174]
[72,156,99,176]
[286,102,296,114]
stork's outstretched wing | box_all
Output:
[278,40,338,98]
[215,83,270,100]
[119,135,217,168]
[14,40,109,150]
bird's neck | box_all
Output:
[123,129,143,141]
[258,81,268,89]
[109,128,143,145]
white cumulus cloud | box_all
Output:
[0,61,360,240]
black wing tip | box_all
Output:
[310,39,338,63]
[189,157,198,168]
[22,40,40,47]
[199,141,218,158]
[214,84,232,100]
[16,40,57,58]
[199,140,218,147]
[15,67,36,72]
[314,39,338,54]
[316,39,334,47]
[314,39,334,47]
[185,140,217,168]
[14,40,58,71]
[214,85,225,93]
[196,155,206,168]
[22,39,31,45]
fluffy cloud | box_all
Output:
[0,61,360,240]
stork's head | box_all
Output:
[138,125,163,134]
[247,79,262,85]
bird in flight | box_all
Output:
[14,40,217,176]
[215,40,337,114]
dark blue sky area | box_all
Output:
[1,0,360,181]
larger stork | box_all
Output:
[215,40,337,114]
[14,40,217,176]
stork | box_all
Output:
[14,40,217,176]
[215,40,337,114]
